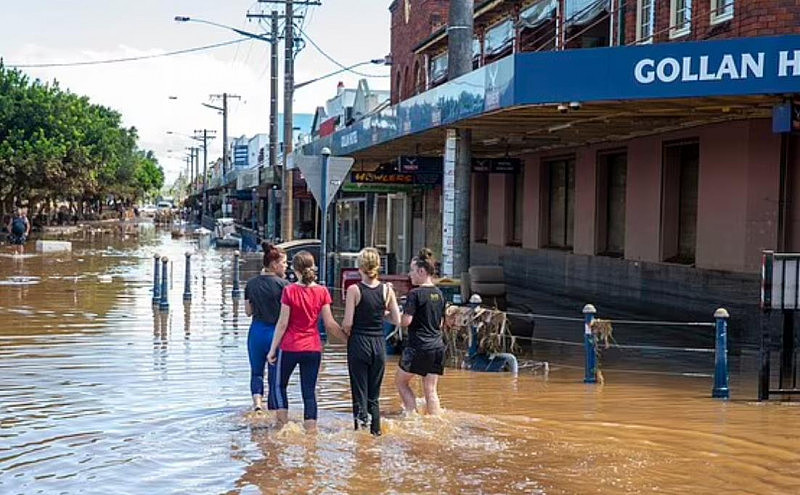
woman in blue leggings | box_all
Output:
[245,242,289,413]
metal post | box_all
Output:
[712,308,730,399]
[319,148,330,287]
[281,0,295,242]
[583,304,597,384]
[183,251,192,302]
[152,253,161,306]
[759,310,772,401]
[159,256,170,312]
[232,250,242,299]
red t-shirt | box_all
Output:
[279,283,332,352]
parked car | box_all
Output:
[277,239,320,282]
[140,204,157,217]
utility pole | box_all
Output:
[251,0,320,241]
[207,94,241,175]
[193,130,217,219]
[446,0,474,278]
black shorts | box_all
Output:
[9,234,26,245]
[400,346,445,376]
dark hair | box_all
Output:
[292,250,317,284]
[412,247,436,275]
[261,242,285,269]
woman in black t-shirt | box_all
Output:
[244,242,289,413]
[395,248,446,416]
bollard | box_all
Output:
[583,304,597,384]
[183,251,192,302]
[159,256,169,312]
[232,250,242,300]
[152,253,161,306]
[712,308,731,399]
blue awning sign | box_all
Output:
[302,35,800,158]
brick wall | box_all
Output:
[390,0,449,104]
[624,0,800,46]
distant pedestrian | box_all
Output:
[267,251,342,432]
[245,242,289,414]
[342,248,401,435]
[395,248,446,416]
[7,208,31,256]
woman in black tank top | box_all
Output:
[342,248,401,435]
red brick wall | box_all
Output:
[624,0,800,46]
[390,0,449,103]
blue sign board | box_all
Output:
[233,145,249,167]
[303,35,800,158]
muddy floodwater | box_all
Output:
[1,227,799,494]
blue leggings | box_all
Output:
[275,350,321,420]
[247,321,277,409]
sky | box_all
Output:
[0,0,392,183]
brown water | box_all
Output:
[1,226,799,494]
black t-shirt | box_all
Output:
[244,274,289,324]
[404,286,445,350]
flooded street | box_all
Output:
[2,227,799,494]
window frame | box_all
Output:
[636,0,655,44]
[710,0,734,25]
[669,0,692,39]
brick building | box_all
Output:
[303,1,800,345]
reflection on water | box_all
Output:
[1,228,799,494]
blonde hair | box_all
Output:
[358,247,381,279]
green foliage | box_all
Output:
[0,61,164,206]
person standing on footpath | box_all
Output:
[341,248,402,435]
[267,251,342,432]
[244,242,289,413]
[7,208,31,256]
[395,248,447,416]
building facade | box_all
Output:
[301,1,800,344]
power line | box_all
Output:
[295,25,389,78]
[6,38,249,69]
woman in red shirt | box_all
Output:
[267,250,342,431]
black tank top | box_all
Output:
[352,282,385,337]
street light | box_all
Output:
[175,16,274,43]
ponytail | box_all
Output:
[412,247,436,276]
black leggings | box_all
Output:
[347,333,386,435]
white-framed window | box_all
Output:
[670,0,692,38]
[711,0,734,24]
[636,0,655,44]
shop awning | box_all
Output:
[302,35,800,161]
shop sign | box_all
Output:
[350,171,441,185]
[398,156,443,173]
[472,157,521,173]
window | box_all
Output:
[596,152,627,256]
[711,0,734,24]
[509,171,524,245]
[670,0,692,38]
[473,173,489,242]
[661,142,699,264]
[636,0,655,43]
[545,158,575,249]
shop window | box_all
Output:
[636,0,655,43]
[596,152,627,257]
[473,173,489,243]
[670,0,692,38]
[508,171,524,246]
[661,142,699,264]
[710,0,734,24]
[545,158,575,249]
